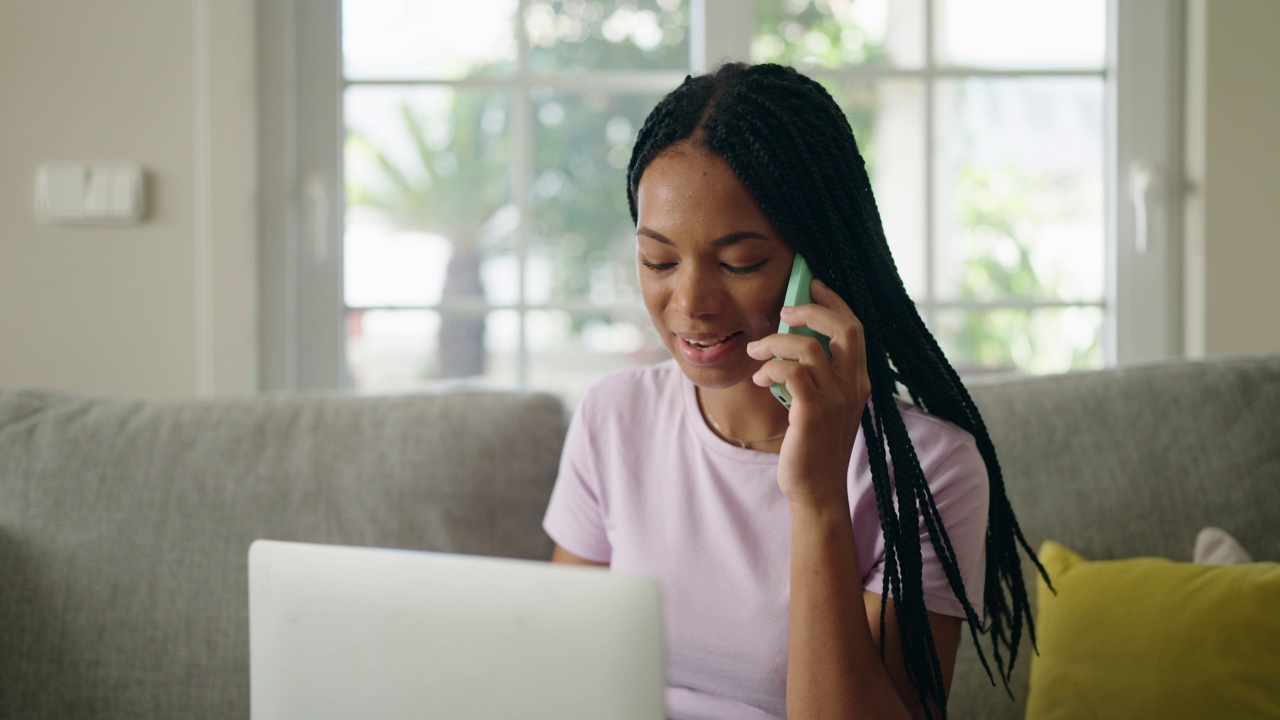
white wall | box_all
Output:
[1184,0,1280,357]
[0,0,256,396]
[0,1,1276,397]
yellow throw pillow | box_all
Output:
[1024,540,1280,720]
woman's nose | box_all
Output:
[671,264,723,318]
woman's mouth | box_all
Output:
[676,331,744,366]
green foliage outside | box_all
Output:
[950,165,1101,373]
[525,0,688,73]
[531,91,661,305]
[753,0,891,68]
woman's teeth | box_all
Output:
[685,334,735,348]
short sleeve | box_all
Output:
[542,390,613,563]
[862,430,990,621]
[918,437,989,619]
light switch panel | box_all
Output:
[36,163,145,224]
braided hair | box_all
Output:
[626,63,1050,718]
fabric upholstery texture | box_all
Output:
[0,388,567,719]
[947,354,1280,720]
[1023,541,1280,720]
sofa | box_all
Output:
[2,354,1277,719]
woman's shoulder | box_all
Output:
[889,396,983,474]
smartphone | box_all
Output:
[770,254,832,409]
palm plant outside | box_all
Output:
[346,0,689,381]
[347,90,512,378]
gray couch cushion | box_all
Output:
[0,388,567,719]
[948,354,1280,720]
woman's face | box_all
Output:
[634,143,795,390]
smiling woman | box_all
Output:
[545,63,1045,720]
[635,145,795,390]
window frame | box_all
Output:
[258,0,1183,391]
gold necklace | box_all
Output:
[703,406,787,449]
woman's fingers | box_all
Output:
[759,281,865,372]
[752,357,841,419]
[750,354,816,393]
[751,278,870,415]
[785,283,863,353]
[746,333,831,368]
[747,339,827,401]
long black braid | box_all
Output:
[626,63,1051,718]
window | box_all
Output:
[341,0,687,401]
[259,0,1181,396]
[752,0,1110,376]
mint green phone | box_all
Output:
[771,254,832,409]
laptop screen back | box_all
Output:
[249,540,664,720]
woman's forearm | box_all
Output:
[787,499,912,720]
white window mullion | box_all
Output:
[515,0,532,386]
[692,0,754,73]
[924,0,938,335]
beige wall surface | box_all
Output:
[0,0,255,397]
[1185,0,1280,357]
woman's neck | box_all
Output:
[696,382,791,451]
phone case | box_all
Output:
[770,255,832,409]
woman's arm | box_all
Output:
[749,279,962,718]
[550,544,609,568]
[864,586,962,719]
[788,499,961,720]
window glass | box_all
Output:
[822,78,927,297]
[336,0,1116,393]
[529,90,663,305]
[524,309,668,406]
[934,306,1104,376]
[933,78,1105,304]
[345,309,523,391]
[344,86,515,309]
[525,0,690,73]
[935,0,1106,69]
[753,0,925,69]
[343,0,518,79]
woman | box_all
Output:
[544,63,1044,720]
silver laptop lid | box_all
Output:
[249,540,665,720]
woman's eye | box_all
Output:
[723,260,768,275]
[641,258,676,272]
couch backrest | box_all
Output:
[0,388,567,719]
[948,354,1280,720]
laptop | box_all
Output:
[248,540,665,720]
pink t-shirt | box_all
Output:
[543,360,989,720]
